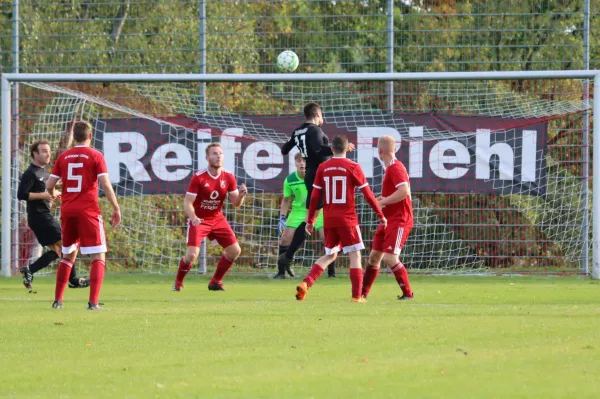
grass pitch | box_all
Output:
[0,274,599,398]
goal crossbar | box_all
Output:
[2,71,600,279]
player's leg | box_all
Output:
[295,227,339,301]
[362,250,384,299]
[339,226,366,302]
[53,215,79,308]
[383,226,413,299]
[274,226,295,278]
[296,251,337,301]
[317,228,336,277]
[53,240,89,289]
[78,214,108,310]
[175,218,209,291]
[21,215,62,289]
[362,224,386,298]
[208,219,240,291]
[174,245,200,291]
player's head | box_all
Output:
[72,120,93,144]
[30,140,51,166]
[331,135,349,155]
[377,135,396,158]
[294,152,306,173]
[304,103,323,126]
[205,143,224,169]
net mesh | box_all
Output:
[11,78,591,275]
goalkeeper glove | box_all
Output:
[278,215,287,235]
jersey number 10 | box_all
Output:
[323,176,347,204]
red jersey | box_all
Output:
[312,157,371,228]
[50,145,108,216]
[186,168,238,220]
[382,159,413,227]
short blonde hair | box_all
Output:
[377,135,396,152]
[205,142,222,155]
[294,152,304,161]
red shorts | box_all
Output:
[186,216,237,249]
[323,225,364,255]
[372,223,412,255]
[61,213,107,255]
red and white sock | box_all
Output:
[349,268,363,299]
[89,259,106,305]
[303,264,325,288]
[361,264,380,298]
[175,258,192,287]
[210,254,234,286]
[54,258,73,302]
[390,261,412,297]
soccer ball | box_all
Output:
[276,50,299,73]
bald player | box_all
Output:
[361,135,414,300]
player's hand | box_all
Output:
[41,191,55,201]
[190,217,202,227]
[111,207,122,228]
[305,223,315,236]
[239,183,248,197]
[377,195,386,208]
[379,216,387,229]
[347,142,356,152]
[54,191,62,201]
[278,215,287,235]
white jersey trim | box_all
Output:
[62,243,78,255]
[186,192,198,196]
[50,174,60,179]
[98,173,108,177]
[395,182,409,188]
[357,183,368,189]
[313,184,322,189]
[80,244,107,255]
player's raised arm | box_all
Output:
[281,132,296,155]
[229,183,247,208]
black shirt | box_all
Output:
[17,163,51,216]
[281,122,333,172]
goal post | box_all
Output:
[2,71,599,279]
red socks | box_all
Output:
[175,258,192,286]
[361,264,380,298]
[210,254,234,286]
[349,268,363,299]
[89,259,106,305]
[54,258,73,302]
[390,261,412,297]
[303,264,325,288]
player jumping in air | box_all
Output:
[361,136,414,300]
[17,140,89,291]
[173,143,248,292]
[275,152,336,278]
[47,121,121,310]
[278,103,354,275]
[296,135,386,302]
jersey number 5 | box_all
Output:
[323,176,347,204]
[67,163,83,193]
[294,134,308,157]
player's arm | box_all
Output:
[354,166,386,227]
[46,175,60,199]
[99,175,121,228]
[281,132,296,155]
[308,128,333,157]
[17,172,52,201]
[379,184,410,207]
[229,182,248,208]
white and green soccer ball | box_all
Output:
[276,50,299,72]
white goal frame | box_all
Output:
[2,71,599,279]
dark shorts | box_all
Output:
[304,169,324,210]
[28,213,62,247]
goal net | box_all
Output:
[6,76,592,276]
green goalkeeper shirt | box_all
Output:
[283,171,324,229]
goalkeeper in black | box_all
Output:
[17,140,89,290]
[278,102,354,275]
